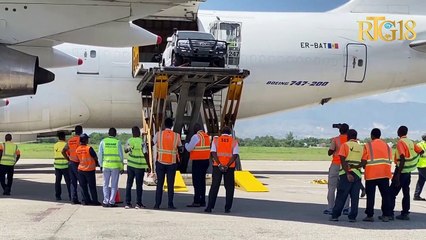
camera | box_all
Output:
[332,123,342,129]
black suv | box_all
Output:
[162,31,227,67]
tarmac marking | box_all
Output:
[32,207,60,222]
[53,206,79,235]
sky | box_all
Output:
[198,0,426,139]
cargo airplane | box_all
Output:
[2,0,426,139]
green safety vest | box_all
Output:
[396,138,419,173]
[0,142,18,166]
[54,141,68,169]
[127,137,148,169]
[339,141,363,178]
[102,137,123,170]
[418,141,426,168]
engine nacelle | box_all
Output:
[0,46,54,98]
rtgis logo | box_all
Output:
[358,16,416,42]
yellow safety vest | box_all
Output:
[339,141,363,178]
[102,137,123,170]
[127,137,148,169]
[54,141,68,169]
[395,138,419,173]
[417,141,426,168]
[0,142,18,166]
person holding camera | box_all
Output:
[324,123,350,215]
[205,126,239,213]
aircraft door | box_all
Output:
[210,21,242,66]
[75,49,100,75]
[345,43,367,83]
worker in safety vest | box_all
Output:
[185,123,211,208]
[124,126,150,209]
[53,131,71,201]
[361,128,393,222]
[153,118,182,210]
[324,123,350,215]
[0,134,20,196]
[390,126,424,220]
[205,126,239,213]
[99,128,124,207]
[330,129,363,222]
[76,133,100,206]
[414,134,426,201]
[62,125,83,204]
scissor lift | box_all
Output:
[136,66,250,174]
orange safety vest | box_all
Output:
[67,136,80,163]
[331,135,348,165]
[364,139,392,180]
[213,135,237,168]
[190,131,211,160]
[76,145,96,171]
[157,130,180,164]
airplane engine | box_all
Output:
[0,46,55,98]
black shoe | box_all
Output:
[102,203,110,208]
[413,196,426,201]
[204,208,212,213]
[91,201,102,206]
[378,216,390,222]
[56,197,62,201]
[395,214,410,220]
[168,205,177,210]
[72,200,81,205]
[187,203,201,207]
[3,192,10,196]
[153,205,160,210]
[109,204,118,208]
[225,209,231,213]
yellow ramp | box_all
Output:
[164,171,188,192]
[235,170,269,192]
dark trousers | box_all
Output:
[155,161,177,207]
[332,172,361,220]
[68,162,80,201]
[126,166,145,205]
[415,167,426,197]
[78,170,98,204]
[390,170,411,216]
[207,166,235,211]
[365,178,392,217]
[55,168,71,200]
[0,165,14,194]
[192,159,209,205]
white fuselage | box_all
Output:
[2,10,426,133]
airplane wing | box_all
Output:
[331,0,426,15]
[0,0,201,47]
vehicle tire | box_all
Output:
[216,58,225,68]
[172,52,183,67]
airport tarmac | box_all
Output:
[2,160,426,239]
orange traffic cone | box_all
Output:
[115,190,123,204]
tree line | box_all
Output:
[38,131,402,148]
[237,132,401,148]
